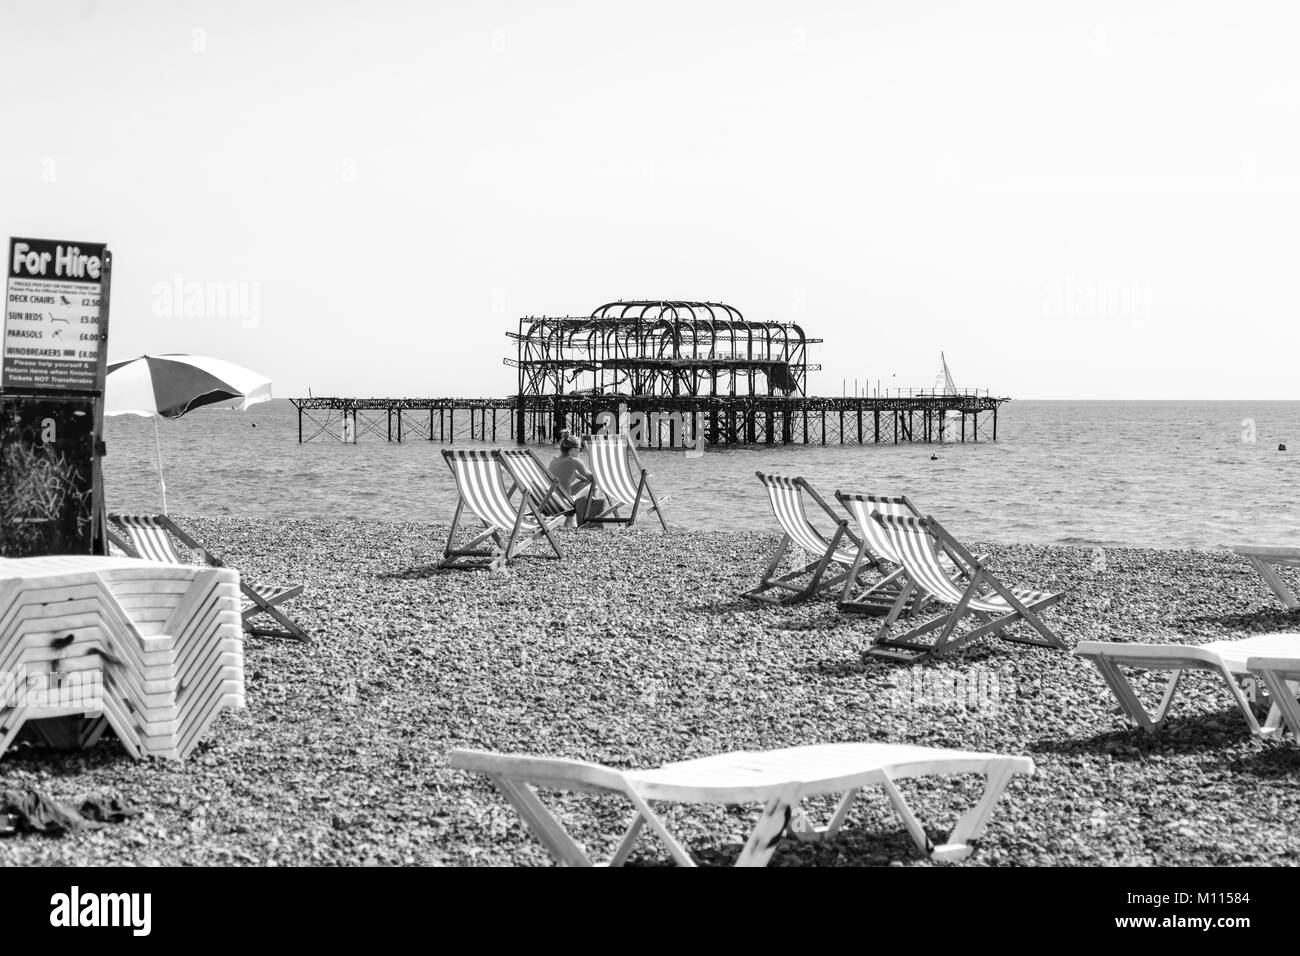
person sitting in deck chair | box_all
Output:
[548,431,594,526]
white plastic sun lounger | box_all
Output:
[448,742,1033,866]
[1075,632,1300,737]
[1230,545,1300,609]
[1246,653,1300,738]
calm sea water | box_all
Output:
[103,400,1300,550]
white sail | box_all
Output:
[934,351,958,395]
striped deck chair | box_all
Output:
[835,493,988,616]
[868,513,1065,662]
[107,513,309,642]
[582,434,668,530]
[496,448,576,521]
[440,449,564,570]
[743,473,871,605]
[449,742,1034,866]
[1075,632,1300,738]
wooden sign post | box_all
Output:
[1,237,113,557]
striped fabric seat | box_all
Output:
[743,473,870,605]
[586,435,641,507]
[107,513,309,642]
[837,494,916,565]
[497,449,575,518]
[865,512,1065,661]
[876,515,1051,614]
[449,451,543,533]
[582,434,668,530]
[763,476,858,566]
[440,450,564,570]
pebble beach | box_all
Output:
[2,517,1299,867]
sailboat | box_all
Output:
[934,352,963,442]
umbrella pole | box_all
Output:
[153,416,168,515]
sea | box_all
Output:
[102,400,1300,551]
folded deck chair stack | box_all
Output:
[497,448,577,521]
[440,449,565,570]
[108,513,309,642]
[0,555,243,761]
[744,473,871,605]
[449,742,1032,866]
[1229,544,1300,610]
[582,434,669,530]
[1075,631,1300,739]
[867,513,1065,662]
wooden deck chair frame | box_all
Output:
[107,513,309,643]
[869,513,1065,661]
[448,743,1033,867]
[581,434,669,531]
[1230,545,1300,610]
[1074,633,1300,738]
[744,473,873,605]
[439,450,565,571]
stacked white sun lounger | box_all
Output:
[0,555,243,761]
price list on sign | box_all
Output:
[4,237,108,392]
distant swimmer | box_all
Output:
[1280,443,1287,451]
[252,423,258,428]
[930,453,938,461]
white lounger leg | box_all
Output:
[937,763,1020,861]
[1245,555,1300,610]
[490,776,594,867]
[735,783,802,867]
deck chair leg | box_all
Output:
[242,590,310,642]
[930,569,984,656]
[935,764,1018,861]
[628,473,646,526]
[875,581,917,642]
[643,476,669,532]
[524,496,566,560]
[442,501,466,558]
[491,777,593,867]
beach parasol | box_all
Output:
[105,354,273,513]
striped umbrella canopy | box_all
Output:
[104,354,272,514]
[105,353,272,419]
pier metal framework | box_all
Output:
[508,300,821,403]
[289,393,1006,446]
[290,298,1009,446]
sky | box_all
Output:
[2,0,1298,400]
